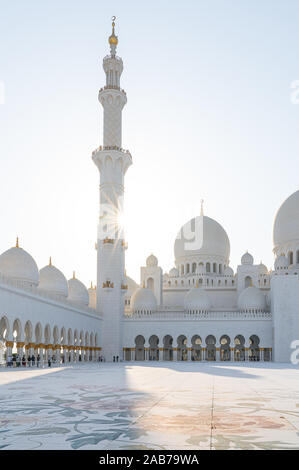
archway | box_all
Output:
[149,335,159,361]
[249,335,260,361]
[0,317,9,362]
[24,321,32,344]
[12,319,22,354]
[245,276,252,288]
[205,335,216,361]
[147,277,154,294]
[191,335,202,361]
[163,335,173,361]
[135,335,145,361]
[79,331,84,362]
[234,335,245,361]
[0,316,9,341]
[177,335,188,361]
[220,335,231,361]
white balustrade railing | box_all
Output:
[124,310,272,321]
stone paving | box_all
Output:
[0,362,299,450]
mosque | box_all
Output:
[0,20,298,365]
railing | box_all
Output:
[92,145,131,156]
[99,85,126,94]
[124,310,272,321]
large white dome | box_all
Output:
[184,287,211,311]
[0,244,39,286]
[68,275,89,306]
[131,287,157,312]
[174,215,230,262]
[238,286,266,311]
[273,190,299,249]
[39,261,68,298]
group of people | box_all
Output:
[6,354,63,368]
[6,354,42,367]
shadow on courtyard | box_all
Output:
[0,364,153,450]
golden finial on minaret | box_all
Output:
[73,271,75,280]
[16,237,19,248]
[49,256,52,266]
[200,199,204,216]
[109,16,118,54]
[90,281,93,289]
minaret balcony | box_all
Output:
[92,146,131,156]
[99,85,126,95]
[121,284,128,291]
[92,147,132,175]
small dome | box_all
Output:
[241,252,254,265]
[146,254,158,267]
[258,263,268,275]
[238,286,266,311]
[274,255,288,271]
[39,261,68,297]
[68,275,89,306]
[169,267,179,277]
[131,287,157,312]
[184,287,211,311]
[0,242,38,286]
[224,266,234,276]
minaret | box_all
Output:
[92,18,132,361]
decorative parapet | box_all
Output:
[103,280,114,288]
[124,310,272,321]
[99,85,126,95]
[92,145,131,156]
[121,284,128,290]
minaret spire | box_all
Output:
[200,199,204,216]
[109,16,118,56]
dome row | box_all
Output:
[0,244,89,306]
[131,285,267,313]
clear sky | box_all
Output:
[0,0,299,286]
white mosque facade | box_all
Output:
[0,22,299,364]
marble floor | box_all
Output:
[0,362,299,450]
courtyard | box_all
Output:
[0,362,299,450]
